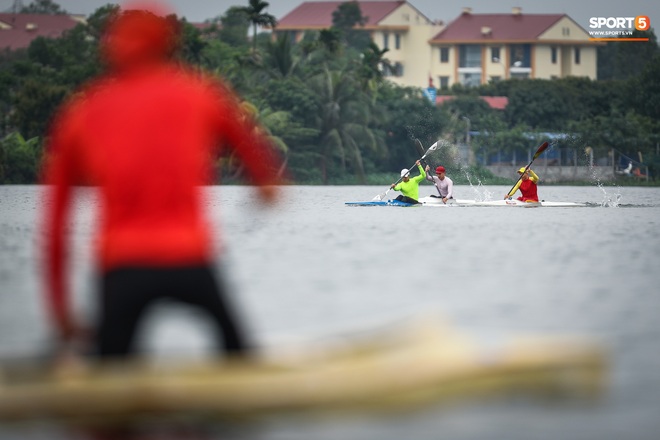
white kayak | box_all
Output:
[470,199,586,207]
[0,317,605,424]
[418,197,586,208]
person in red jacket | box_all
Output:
[506,167,540,202]
[42,2,283,359]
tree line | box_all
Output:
[1,0,659,184]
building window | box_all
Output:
[459,72,481,87]
[574,47,581,64]
[386,62,404,77]
[510,44,530,68]
[383,33,389,49]
[491,47,500,63]
[562,27,570,36]
[438,76,449,89]
[459,45,481,68]
[394,33,401,50]
[551,47,557,64]
[440,47,449,63]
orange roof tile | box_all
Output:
[278,1,405,29]
[436,95,509,110]
[0,13,82,50]
[431,12,565,43]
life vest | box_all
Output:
[519,179,538,202]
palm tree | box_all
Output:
[308,68,386,184]
[240,0,277,54]
[219,101,291,182]
[359,42,391,89]
[264,34,298,79]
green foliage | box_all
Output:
[0,132,42,184]
[263,34,298,78]
[597,29,660,80]
[10,79,69,139]
[20,0,66,14]
[306,67,384,183]
[358,42,390,87]
[238,0,277,52]
[318,28,342,55]
[217,6,250,48]
[331,1,371,51]
[473,124,537,159]
[177,20,208,65]
[263,77,318,126]
[2,0,660,185]
[567,110,658,157]
[376,84,446,169]
[628,54,660,121]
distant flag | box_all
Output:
[424,76,436,104]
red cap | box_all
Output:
[435,166,446,174]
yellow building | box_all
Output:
[275,1,444,88]
[429,7,598,89]
[275,3,598,90]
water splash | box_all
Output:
[462,167,492,201]
[424,137,495,201]
[599,188,622,207]
[583,150,622,208]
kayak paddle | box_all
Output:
[415,138,442,197]
[505,141,549,199]
[373,140,440,201]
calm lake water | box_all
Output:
[1,183,659,440]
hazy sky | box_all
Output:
[2,0,658,33]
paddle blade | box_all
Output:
[422,141,439,158]
[533,142,549,160]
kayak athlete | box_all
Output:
[506,167,539,202]
[391,160,426,204]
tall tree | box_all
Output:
[597,29,659,80]
[264,33,298,78]
[358,42,390,88]
[20,0,65,14]
[217,6,250,48]
[629,54,660,121]
[331,1,371,51]
[308,68,383,183]
[239,0,277,53]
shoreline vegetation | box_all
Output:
[1,3,659,187]
[5,179,656,187]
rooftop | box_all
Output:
[431,10,565,43]
[0,13,84,50]
[277,1,406,29]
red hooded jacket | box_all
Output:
[42,6,282,335]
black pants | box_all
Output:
[395,195,419,204]
[96,265,248,358]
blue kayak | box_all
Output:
[345,199,419,207]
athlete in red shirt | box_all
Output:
[42,3,283,358]
[506,167,540,202]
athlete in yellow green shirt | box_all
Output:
[391,160,426,204]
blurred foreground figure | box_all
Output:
[42,2,282,359]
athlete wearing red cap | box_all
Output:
[42,3,283,358]
[424,164,453,203]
